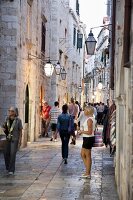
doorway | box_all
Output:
[25,85,29,141]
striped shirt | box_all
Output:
[50,106,61,124]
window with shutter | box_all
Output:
[41,22,46,53]
[123,0,131,68]
[73,27,76,46]
[76,0,79,15]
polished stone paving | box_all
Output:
[0,134,118,200]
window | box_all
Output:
[73,27,76,46]
[27,3,32,39]
[76,0,79,15]
[41,22,46,53]
[123,0,131,68]
[65,28,67,38]
[77,33,83,49]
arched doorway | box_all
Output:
[25,85,29,141]
[39,85,45,136]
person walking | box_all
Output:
[41,101,51,137]
[68,98,79,145]
[97,102,104,125]
[49,101,61,142]
[2,106,23,175]
[57,104,74,164]
[78,106,96,178]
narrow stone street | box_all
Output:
[0,136,118,200]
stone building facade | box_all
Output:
[111,0,133,199]
[0,0,85,145]
[94,20,110,103]
[67,0,85,103]
[0,0,52,145]
[84,18,110,104]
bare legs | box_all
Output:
[51,130,57,140]
[81,148,92,175]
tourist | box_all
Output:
[3,107,23,175]
[68,98,79,145]
[41,101,51,137]
[78,106,96,178]
[57,104,74,164]
[49,101,61,142]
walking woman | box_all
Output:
[57,104,74,164]
[3,106,23,175]
[78,106,95,178]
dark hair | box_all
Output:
[54,101,59,107]
[62,104,68,114]
[71,97,74,103]
[15,107,19,116]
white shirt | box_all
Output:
[81,116,96,138]
[49,106,61,124]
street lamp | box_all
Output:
[78,85,82,93]
[98,77,103,90]
[54,61,61,75]
[85,29,97,55]
[98,82,103,90]
[85,24,112,55]
[44,60,62,77]
[92,94,95,100]
[44,59,54,77]
[28,53,62,77]
[60,67,67,80]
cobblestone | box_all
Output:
[0,136,118,200]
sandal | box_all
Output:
[80,174,91,179]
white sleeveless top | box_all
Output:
[81,116,96,138]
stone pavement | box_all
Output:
[0,135,118,200]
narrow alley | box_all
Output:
[0,136,118,200]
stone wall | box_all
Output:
[114,0,133,199]
[0,0,51,144]
[0,0,18,122]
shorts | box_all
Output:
[82,137,95,149]
[51,123,57,131]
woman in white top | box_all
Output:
[78,106,95,178]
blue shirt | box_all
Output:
[57,113,70,131]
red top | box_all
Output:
[42,105,51,120]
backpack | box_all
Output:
[68,115,74,133]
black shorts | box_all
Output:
[51,123,57,131]
[82,137,95,149]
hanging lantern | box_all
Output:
[85,29,97,55]
[44,60,54,77]
[98,82,103,90]
[78,85,82,93]
[60,67,67,80]
[54,61,61,75]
